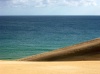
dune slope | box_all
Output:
[18,38,100,61]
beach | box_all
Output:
[0,38,100,74]
[0,61,100,74]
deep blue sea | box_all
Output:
[0,16,100,60]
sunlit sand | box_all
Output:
[0,38,100,74]
[0,61,100,74]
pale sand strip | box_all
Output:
[19,38,100,61]
[0,61,100,74]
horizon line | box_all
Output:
[0,15,100,16]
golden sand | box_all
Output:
[0,61,100,74]
[0,38,100,74]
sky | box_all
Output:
[0,0,100,15]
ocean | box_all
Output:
[0,16,100,60]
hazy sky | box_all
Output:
[0,0,100,15]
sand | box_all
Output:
[0,38,100,74]
[0,61,100,74]
[19,38,100,61]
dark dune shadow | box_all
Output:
[18,38,100,61]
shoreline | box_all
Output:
[0,38,100,74]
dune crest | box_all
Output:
[18,38,100,61]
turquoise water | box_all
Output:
[0,16,100,60]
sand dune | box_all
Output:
[19,38,100,61]
[0,61,100,74]
[0,38,100,74]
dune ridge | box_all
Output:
[18,38,100,61]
